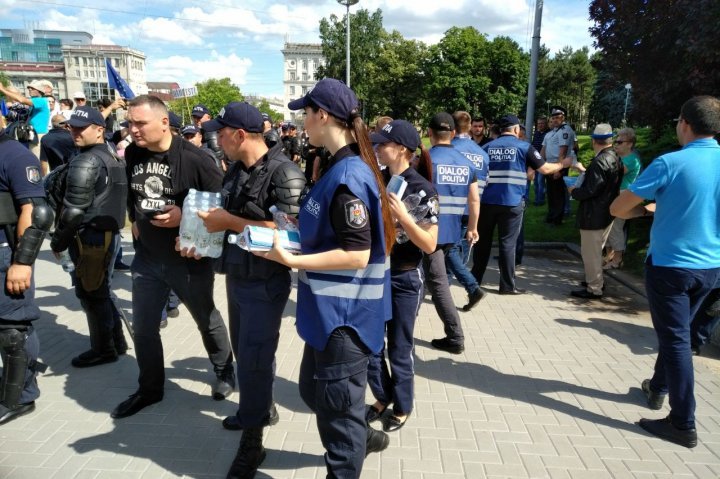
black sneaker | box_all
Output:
[226,427,266,479]
[639,416,697,448]
[641,379,666,410]
[71,349,118,368]
[0,401,35,425]
[431,337,464,354]
[223,403,280,431]
[213,368,236,401]
[462,288,486,312]
[365,427,390,456]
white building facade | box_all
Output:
[281,43,324,122]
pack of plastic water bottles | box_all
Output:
[178,189,225,258]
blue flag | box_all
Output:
[105,58,135,99]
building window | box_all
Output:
[302,86,308,95]
[302,59,308,70]
[114,58,120,68]
[290,86,295,96]
[290,71,296,81]
[302,73,308,81]
[83,57,88,66]
[90,71,95,78]
[76,69,81,77]
[74,57,79,66]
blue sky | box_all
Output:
[3,0,595,98]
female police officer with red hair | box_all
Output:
[259,78,393,478]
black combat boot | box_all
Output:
[226,426,266,479]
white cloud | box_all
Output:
[148,51,252,87]
[136,17,202,46]
[41,9,128,45]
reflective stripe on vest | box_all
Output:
[298,259,390,300]
[488,169,527,186]
[439,194,467,216]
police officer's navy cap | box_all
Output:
[370,119,420,151]
[191,104,211,117]
[181,125,200,136]
[168,111,182,129]
[281,123,289,130]
[429,112,455,132]
[287,78,359,122]
[497,114,520,129]
[67,106,105,128]
[550,106,567,117]
[202,102,264,133]
[591,123,614,139]
[261,112,270,121]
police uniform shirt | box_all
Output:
[327,144,373,251]
[0,132,44,244]
[127,150,180,261]
[542,124,575,162]
[383,167,438,270]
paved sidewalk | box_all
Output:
[1,235,719,478]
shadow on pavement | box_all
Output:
[555,317,657,355]
[414,355,646,434]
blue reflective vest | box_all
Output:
[482,135,532,207]
[451,137,489,197]
[430,145,475,245]
[297,155,391,353]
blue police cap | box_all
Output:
[497,114,520,129]
[370,119,420,151]
[287,78,359,122]
[67,106,105,128]
[201,102,264,133]
[191,104,211,118]
[168,111,182,129]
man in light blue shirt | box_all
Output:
[0,80,50,158]
[611,95,720,449]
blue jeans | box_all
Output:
[646,258,720,429]
[533,173,545,204]
[445,238,480,295]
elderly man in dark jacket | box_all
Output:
[569,124,622,299]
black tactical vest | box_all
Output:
[83,148,128,231]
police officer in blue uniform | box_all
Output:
[450,111,489,311]
[541,106,575,225]
[425,112,479,354]
[49,106,129,367]
[181,102,306,479]
[366,120,439,432]
[0,128,53,425]
[262,78,393,479]
[473,115,571,293]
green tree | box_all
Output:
[317,8,385,103]
[589,0,720,131]
[424,27,529,122]
[535,46,596,129]
[251,98,283,124]
[168,77,244,125]
[364,31,429,122]
[0,71,8,88]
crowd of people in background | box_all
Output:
[0,76,719,479]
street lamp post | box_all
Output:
[336,0,359,88]
[623,83,632,126]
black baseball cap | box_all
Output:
[181,125,200,136]
[201,102,264,133]
[370,120,421,151]
[287,78,359,122]
[497,114,520,129]
[168,112,182,129]
[67,106,105,128]
[428,112,455,132]
[191,104,211,118]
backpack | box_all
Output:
[6,120,36,144]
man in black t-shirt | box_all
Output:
[111,95,234,420]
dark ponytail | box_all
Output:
[350,112,396,255]
[416,145,433,183]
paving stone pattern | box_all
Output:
[1,236,718,478]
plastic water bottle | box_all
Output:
[227,233,248,250]
[402,190,426,210]
[269,205,298,232]
[58,250,74,273]
[395,191,429,244]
